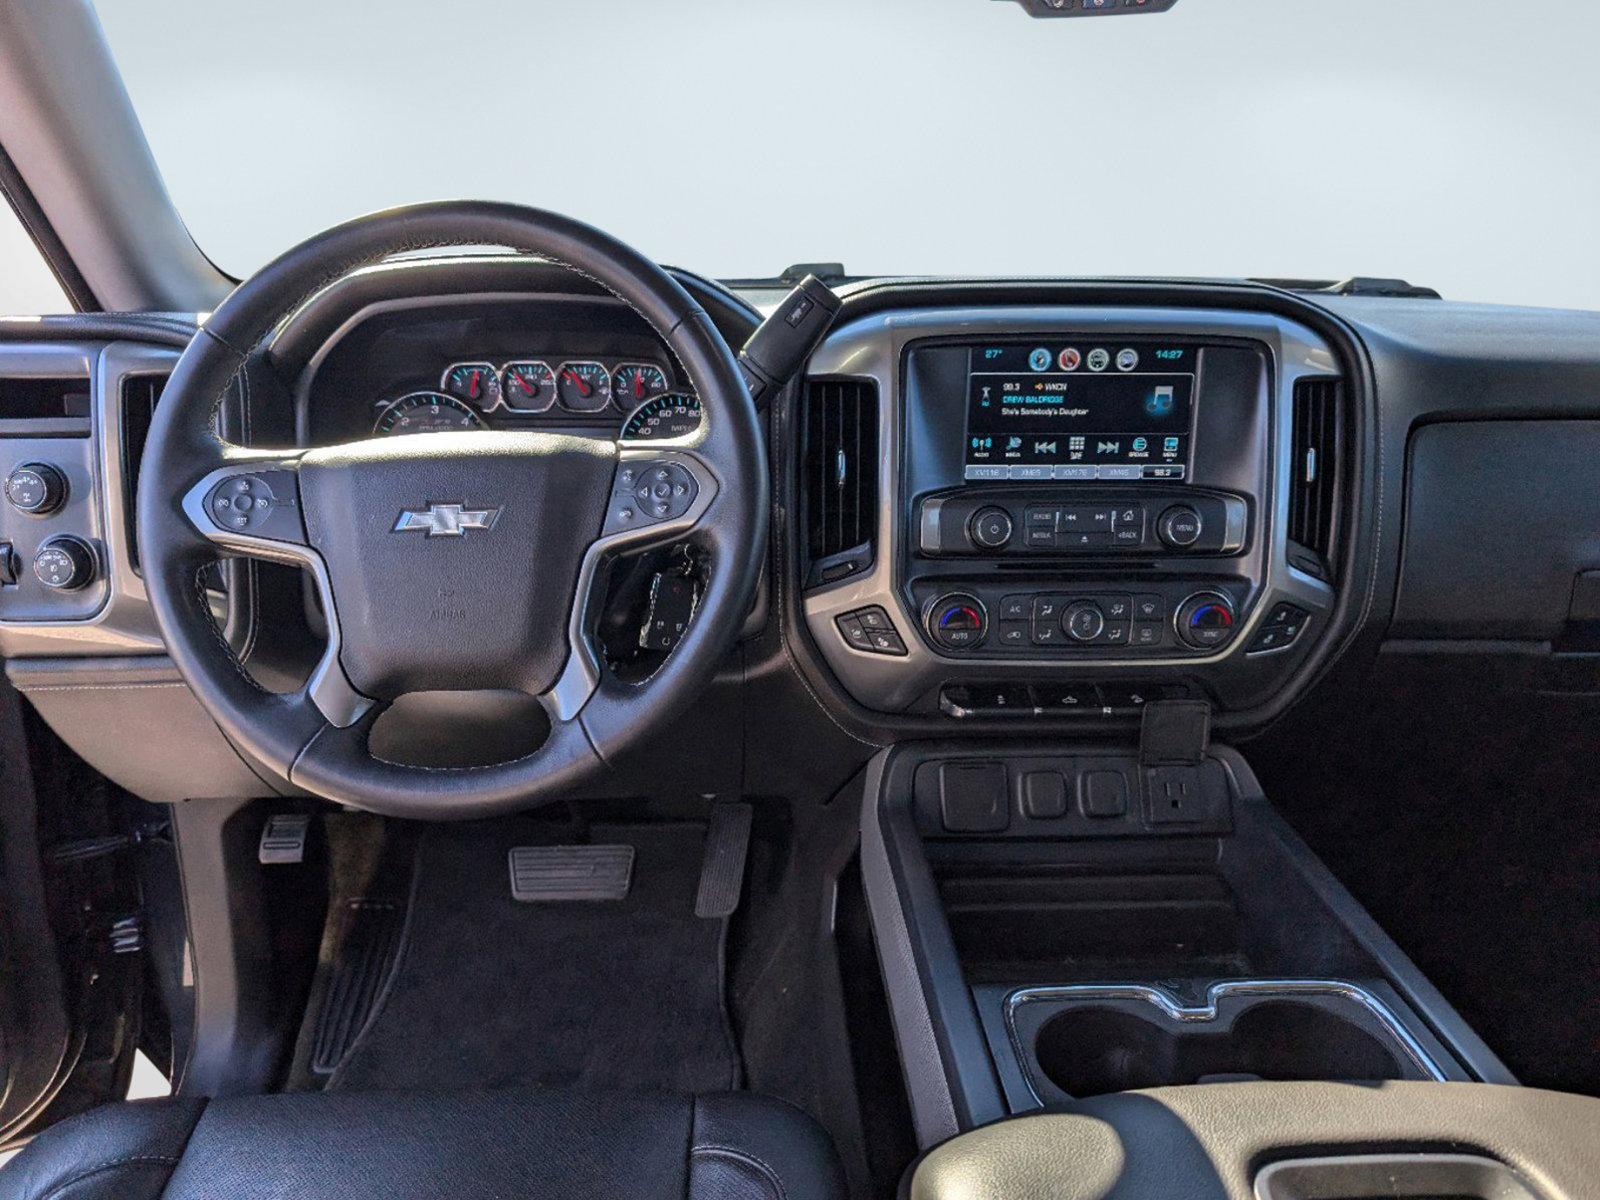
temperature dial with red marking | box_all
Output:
[928,593,988,650]
[1176,592,1237,649]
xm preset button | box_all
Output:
[928,594,987,650]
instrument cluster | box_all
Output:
[371,357,686,437]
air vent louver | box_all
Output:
[801,379,879,587]
[1288,377,1341,580]
[120,373,169,571]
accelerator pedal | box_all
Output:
[310,899,404,1075]
[507,845,635,902]
[694,802,753,919]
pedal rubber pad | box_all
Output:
[508,845,635,902]
[694,803,754,919]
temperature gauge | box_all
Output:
[556,361,613,413]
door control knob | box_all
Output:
[1176,592,1236,649]
[1157,505,1203,548]
[927,593,988,650]
[6,462,68,515]
[1063,600,1107,642]
[32,536,97,591]
[968,506,1014,550]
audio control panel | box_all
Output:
[920,489,1247,557]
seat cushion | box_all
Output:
[0,1089,846,1200]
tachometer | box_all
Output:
[620,392,701,441]
[613,362,669,407]
[555,361,613,413]
[373,391,488,436]
[500,360,557,412]
[441,362,499,407]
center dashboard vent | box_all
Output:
[800,379,879,588]
[120,373,169,571]
[1288,376,1342,581]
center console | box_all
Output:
[801,308,1341,726]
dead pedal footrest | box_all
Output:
[507,845,635,902]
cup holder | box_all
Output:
[1007,982,1445,1103]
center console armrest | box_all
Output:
[905,1082,1600,1200]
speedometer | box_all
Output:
[373,391,488,436]
[620,392,701,441]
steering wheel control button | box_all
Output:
[609,460,698,531]
[6,463,68,515]
[1157,504,1203,548]
[1177,592,1237,649]
[968,506,1014,550]
[836,606,907,655]
[1064,601,1107,643]
[1249,601,1311,653]
[928,594,987,650]
[32,536,97,590]
[204,471,304,542]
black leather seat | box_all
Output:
[0,1088,846,1200]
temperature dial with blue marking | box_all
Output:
[1176,592,1236,649]
[928,593,988,650]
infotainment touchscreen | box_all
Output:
[963,341,1197,482]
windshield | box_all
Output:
[95,0,1600,310]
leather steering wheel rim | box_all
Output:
[136,201,768,819]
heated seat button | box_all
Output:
[835,614,874,651]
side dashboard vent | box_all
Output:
[800,379,879,588]
[120,373,169,571]
[1288,376,1342,581]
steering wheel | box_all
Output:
[137,202,767,819]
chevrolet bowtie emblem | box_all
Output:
[392,503,502,538]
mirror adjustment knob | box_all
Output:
[1157,505,1203,548]
[6,463,68,515]
[1176,591,1236,649]
[32,536,97,591]
[1063,600,1106,642]
[968,506,1014,550]
[928,593,988,650]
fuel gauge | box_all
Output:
[441,362,499,407]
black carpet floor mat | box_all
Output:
[326,818,741,1094]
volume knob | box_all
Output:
[33,536,97,591]
[968,507,1014,550]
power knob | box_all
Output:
[1157,505,1203,548]
[32,536,98,591]
[1176,592,1237,649]
[6,463,68,515]
[968,506,1014,551]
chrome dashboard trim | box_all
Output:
[801,305,1340,713]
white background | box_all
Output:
[11,0,1600,312]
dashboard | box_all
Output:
[11,258,1600,803]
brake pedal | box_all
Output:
[508,845,635,902]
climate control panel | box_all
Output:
[920,489,1247,557]
[916,582,1248,657]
